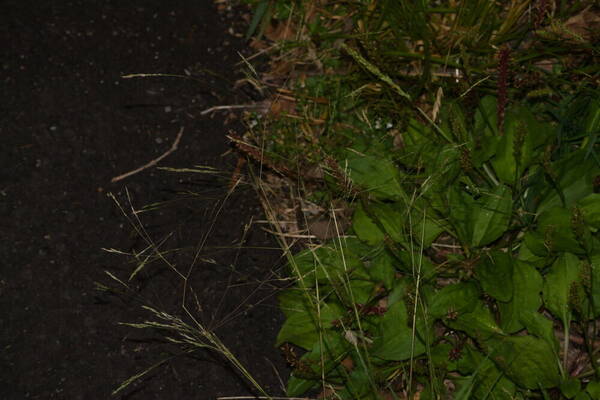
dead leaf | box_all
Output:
[307,219,335,240]
[264,20,297,42]
[553,5,600,42]
[249,37,269,51]
[268,95,296,116]
[340,356,354,371]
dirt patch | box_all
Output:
[1,1,289,398]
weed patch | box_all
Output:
[242,0,600,398]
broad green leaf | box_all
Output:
[545,251,597,319]
[447,301,503,342]
[576,392,593,400]
[586,381,600,399]
[472,95,499,166]
[408,198,446,247]
[491,106,549,184]
[371,299,425,360]
[346,154,406,200]
[518,233,548,262]
[366,249,395,290]
[470,185,513,247]
[538,207,586,255]
[276,308,327,349]
[454,344,517,400]
[591,254,600,318]
[452,375,476,400]
[543,253,583,324]
[277,290,344,349]
[429,145,462,185]
[352,202,385,245]
[519,311,558,353]
[486,335,561,389]
[497,260,543,333]
[338,369,373,399]
[578,193,600,230]
[455,343,485,375]
[430,342,458,371]
[585,97,600,128]
[396,251,437,282]
[348,278,376,305]
[522,231,549,258]
[428,281,479,320]
[291,241,365,287]
[400,118,437,169]
[286,375,317,397]
[475,251,514,302]
[278,288,311,319]
[536,150,599,215]
[387,278,409,306]
[369,202,406,244]
[286,332,350,396]
[476,366,517,400]
[561,378,582,399]
[448,185,475,245]
[474,96,498,137]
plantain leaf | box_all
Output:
[286,375,317,398]
[366,249,396,290]
[486,334,561,389]
[346,154,406,200]
[475,251,514,302]
[290,239,366,287]
[447,301,504,342]
[428,281,479,320]
[472,95,500,166]
[491,106,550,184]
[497,260,543,333]
[352,202,385,245]
[536,150,599,215]
[286,332,349,396]
[453,344,517,400]
[470,185,513,247]
[519,311,558,353]
[591,254,600,318]
[371,299,425,361]
[542,253,581,325]
[537,207,586,255]
[448,184,475,245]
[368,202,406,244]
[586,381,600,399]
[561,378,583,399]
[277,290,344,349]
[578,193,600,230]
[408,198,447,247]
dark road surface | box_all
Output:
[1,1,288,398]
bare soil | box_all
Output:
[1,1,289,398]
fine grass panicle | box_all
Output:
[99,167,282,398]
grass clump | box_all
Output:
[240,0,600,398]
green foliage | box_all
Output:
[485,334,561,389]
[274,93,600,398]
[242,0,600,398]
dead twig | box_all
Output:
[111,127,184,183]
[200,102,269,116]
